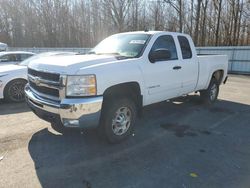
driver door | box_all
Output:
[141,35,182,105]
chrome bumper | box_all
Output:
[25,85,103,128]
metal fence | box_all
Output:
[9,46,250,74]
[8,47,91,54]
[196,46,250,74]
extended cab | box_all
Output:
[25,31,228,143]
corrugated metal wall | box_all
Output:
[196,46,250,74]
[9,46,250,74]
[8,47,91,54]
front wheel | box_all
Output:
[200,78,219,105]
[100,98,137,143]
[4,79,27,102]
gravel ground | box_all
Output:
[0,74,250,188]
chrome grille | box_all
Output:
[28,68,60,82]
[29,81,59,97]
[28,68,62,100]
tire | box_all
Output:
[51,122,66,133]
[200,78,219,105]
[4,79,27,102]
[100,97,137,144]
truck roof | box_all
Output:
[116,30,188,36]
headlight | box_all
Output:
[66,75,96,97]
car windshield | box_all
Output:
[18,54,40,66]
[89,33,151,58]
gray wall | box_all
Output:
[8,47,91,54]
[196,46,250,74]
[9,46,250,74]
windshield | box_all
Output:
[18,54,41,66]
[89,33,151,58]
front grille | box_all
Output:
[30,81,59,98]
[28,68,60,82]
[28,68,61,99]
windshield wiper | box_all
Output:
[87,52,132,59]
[96,52,122,56]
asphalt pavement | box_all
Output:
[0,74,250,188]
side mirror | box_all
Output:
[149,48,171,63]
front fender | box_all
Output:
[77,59,145,97]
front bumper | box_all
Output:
[25,85,103,128]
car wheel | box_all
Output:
[100,97,137,143]
[200,78,219,105]
[4,79,27,102]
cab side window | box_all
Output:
[9,54,18,61]
[178,36,192,59]
[0,54,17,62]
[20,54,33,61]
[16,54,22,61]
[0,55,9,62]
[151,35,178,60]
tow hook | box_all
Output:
[223,76,228,84]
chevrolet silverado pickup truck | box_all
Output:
[25,31,228,143]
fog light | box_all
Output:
[63,119,80,127]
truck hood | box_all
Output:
[28,54,118,74]
[0,64,26,75]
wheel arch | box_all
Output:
[102,82,143,115]
[211,70,224,84]
[3,78,28,98]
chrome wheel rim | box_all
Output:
[112,106,132,136]
[210,84,217,101]
[9,81,25,102]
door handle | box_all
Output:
[173,66,182,70]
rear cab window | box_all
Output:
[178,36,192,59]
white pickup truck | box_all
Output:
[25,31,228,143]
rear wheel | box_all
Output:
[4,79,27,102]
[200,78,219,105]
[100,97,137,143]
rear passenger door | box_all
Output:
[177,36,198,95]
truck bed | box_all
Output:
[196,55,228,91]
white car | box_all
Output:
[0,51,35,66]
[0,52,76,102]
